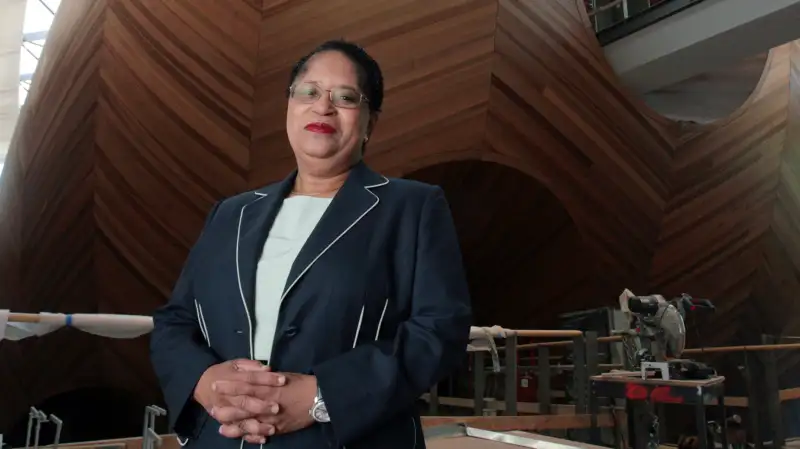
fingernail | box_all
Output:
[277,376,285,385]
[218,426,224,434]
[268,427,276,436]
[271,404,279,414]
[209,407,216,417]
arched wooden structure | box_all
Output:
[0,0,799,437]
[406,160,604,329]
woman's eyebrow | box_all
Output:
[303,80,359,91]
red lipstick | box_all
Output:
[305,122,336,134]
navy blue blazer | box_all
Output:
[150,162,472,449]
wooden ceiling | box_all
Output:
[0,0,799,437]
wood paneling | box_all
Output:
[0,0,109,439]
[649,46,793,346]
[1,0,799,438]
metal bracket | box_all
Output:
[49,414,63,449]
[641,361,670,380]
[32,409,48,449]
[23,408,62,449]
[142,405,167,449]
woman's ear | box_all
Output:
[360,113,379,156]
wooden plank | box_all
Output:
[590,373,726,387]
[421,393,752,411]
[428,430,612,449]
[420,394,617,415]
[421,414,615,431]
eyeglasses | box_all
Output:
[289,82,369,109]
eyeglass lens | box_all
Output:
[291,83,363,109]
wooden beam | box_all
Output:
[421,413,616,431]
[420,394,603,414]
[421,393,754,411]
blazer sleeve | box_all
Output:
[150,201,223,437]
[312,186,472,445]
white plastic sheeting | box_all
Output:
[0,310,154,341]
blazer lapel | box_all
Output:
[281,162,389,303]
[235,162,389,359]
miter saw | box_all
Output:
[615,289,717,381]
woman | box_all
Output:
[150,40,472,449]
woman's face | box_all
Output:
[286,51,373,167]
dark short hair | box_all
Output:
[287,39,384,113]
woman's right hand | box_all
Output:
[193,359,268,412]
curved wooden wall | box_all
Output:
[0,0,799,436]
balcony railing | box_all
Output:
[586,0,707,45]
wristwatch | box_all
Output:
[309,386,330,423]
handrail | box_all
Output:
[591,0,708,44]
[587,0,623,18]
[683,342,800,354]
[7,313,40,323]
[469,326,583,339]
[496,335,800,354]
[496,334,620,351]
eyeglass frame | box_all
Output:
[288,82,370,110]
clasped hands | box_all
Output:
[194,359,317,444]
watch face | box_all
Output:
[312,403,330,422]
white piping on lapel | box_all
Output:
[193,300,204,341]
[199,306,210,347]
[375,298,388,341]
[236,192,270,360]
[411,415,417,449]
[193,300,211,347]
[278,176,389,304]
[352,305,365,348]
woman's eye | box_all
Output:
[337,91,358,102]
[295,84,318,98]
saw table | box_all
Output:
[588,372,727,449]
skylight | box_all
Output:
[19,0,62,106]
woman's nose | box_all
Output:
[312,93,336,115]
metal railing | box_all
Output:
[586,0,706,44]
[424,329,800,448]
[3,405,164,449]
[23,408,62,449]
[142,406,167,449]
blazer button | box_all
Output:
[284,326,299,338]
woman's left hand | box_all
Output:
[212,372,318,442]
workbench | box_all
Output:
[588,372,727,449]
